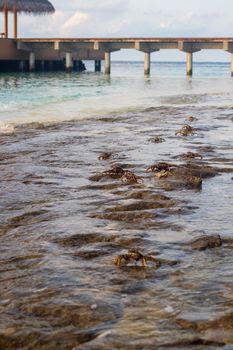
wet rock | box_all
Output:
[190,234,222,250]
[148,136,166,144]
[127,191,171,202]
[183,175,202,189]
[176,311,233,332]
[155,171,202,191]
[89,173,108,182]
[91,211,156,222]
[82,183,120,190]
[8,210,48,227]
[89,165,125,182]
[54,233,116,247]
[161,337,225,347]
[105,199,174,213]
[179,152,202,161]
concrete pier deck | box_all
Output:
[1,37,233,74]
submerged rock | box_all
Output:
[179,152,203,161]
[190,234,222,250]
[148,136,166,144]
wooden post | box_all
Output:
[4,7,8,39]
[14,8,18,39]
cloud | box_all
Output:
[63,11,90,30]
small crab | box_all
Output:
[120,170,140,184]
[103,164,125,176]
[186,116,198,122]
[175,125,195,137]
[98,152,112,160]
[155,169,170,178]
[114,249,160,267]
[147,162,174,173]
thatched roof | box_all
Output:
[0,0,55,13]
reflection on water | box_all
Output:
[0,64,233,349]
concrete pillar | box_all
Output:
[13,8,17,39]
[40,60,45,72]
[104,52,111,75]
[19,60,25,72]
[65,52,73,72]
[4,7,8,38]
[95,60,101,72]
[186,52,193,76]
[29,52,36,72]
[49,61,53,71]
[144,52,151,75]
[231,54,233,77]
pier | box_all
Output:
[1,37,233,75]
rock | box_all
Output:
[190,234,222,250]
[148,136,165,144]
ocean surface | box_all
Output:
[0,61,233,349]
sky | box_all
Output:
[1,0,233,61]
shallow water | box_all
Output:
[0,62,233,349]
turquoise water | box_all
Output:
[0,61,233,349]
[0,61,233,130]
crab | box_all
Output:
[175,124,195,136]
[120,170,141,184]
[146,162,174,173]
[98,152,112,160]
[154,169,170,178]
[114,249,161,267]
[186,116,198,122]
[103,164,125,176]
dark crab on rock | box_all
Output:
[115,249,161,267]
[146,162,174,173]
[175,125,195,137]
[120,170,141,184]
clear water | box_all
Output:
[0,61,233,349]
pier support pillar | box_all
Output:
[29,52,36,72]
[13,8,17,39]
[4,7,8,38]
[144,52,151,75]
[104,52,111,75]
[65,52,73,73]
[231,54,233,77]
[40,60,45,72]
[19,60,25,72]
[186,52,193,76]
[95,60,101,72]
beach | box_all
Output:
[0,61,233,349]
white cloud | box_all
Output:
[63,11,90,30]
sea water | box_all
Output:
[0,61,233,349]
